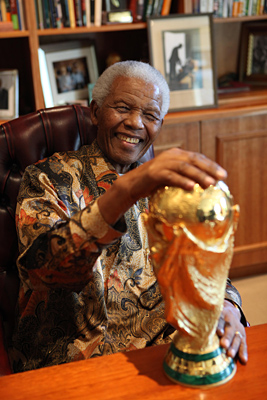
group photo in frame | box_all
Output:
[147,13,217,112]
[0,70,19,120]
[38,41,99,108]
[239,22,267,85]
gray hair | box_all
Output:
[92,60,170,118]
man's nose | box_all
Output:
[124,111,144,129]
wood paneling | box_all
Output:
[154,121,200,155]
[201,114,267,277]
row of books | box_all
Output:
[35,0,109,29]
[0,0,26,30]
[182,0,267,17]
[32,0,267,29]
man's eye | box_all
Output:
[116,106,129,112]
[145,113,158,121]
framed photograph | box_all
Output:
[0,70,19,120]
[147,13,217,112]
[38,41,99,108]
[239,22,267,85]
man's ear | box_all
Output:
[90,100,99,126]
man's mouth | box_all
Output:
[117,133,140,144]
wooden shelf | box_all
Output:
[213,14,267,23]
[0,30,29,38]
[37,22,147,36]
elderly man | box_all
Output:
[9,61,248,373]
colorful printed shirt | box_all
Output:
[9,141,243,373]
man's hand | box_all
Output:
[98,148,227,226]
[217,300,248,364]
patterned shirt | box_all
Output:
[9,141,243,373]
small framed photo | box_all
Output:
[38,41,99,108]
[0,70,19,119]
[239,22,267,85]
[147,13,217,112]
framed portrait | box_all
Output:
[239,22,267,85]
[147,13,217,112]
[0,70,19,120]
[38,41,99,108]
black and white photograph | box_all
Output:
[0,70,19,120]
[163,29,203,91]
[147,13,217,112]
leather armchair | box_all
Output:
[0,104,154,375]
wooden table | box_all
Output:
[0,324,266,400]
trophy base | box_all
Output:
[163,342,236,388]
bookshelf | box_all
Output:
[0,0,267,278]
[0,1,266,117]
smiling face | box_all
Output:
[90,76,163,173]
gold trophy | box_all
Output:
[145,181,240,388]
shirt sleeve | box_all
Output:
[16,165,126,293]
[225,278,248,327]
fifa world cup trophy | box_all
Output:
[145,181,240,388]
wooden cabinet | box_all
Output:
[0,2,267,277]
[201,112,267,278]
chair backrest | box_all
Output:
[0,104,154,375]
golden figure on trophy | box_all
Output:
[145,181,240,388]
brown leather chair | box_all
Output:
[0,104,154,375]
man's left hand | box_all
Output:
[217,300,248,364]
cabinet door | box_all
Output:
[201,114,267,278]
[153,121,200,155]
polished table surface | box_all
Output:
[0,323,266,400]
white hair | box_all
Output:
[92,60,170,118]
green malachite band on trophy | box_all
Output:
[163,360,236,386]
[170,342,222,361]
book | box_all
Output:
[68,0,75,26]
[42,0,52,28]
[84,0,91,26]
[60,0,70,27]
[37,0,44,28]
[48,0,58,27]
[10,0,19,29]
[3,0,11,21]
[178,0,193,13]
[200,0,209,12]
[161,0,171,15]
[55,0,63,27]
[136,0,145,20]
[81,0,86,25]
[193,0,200,13]
[218,81,251,94]
[73,0,83,26]
[207,0,214,12]
[128,0,138,20]
[0,0,7,21]
[17,0,26,30]
[94,0,101,25]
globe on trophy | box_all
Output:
[145,181,240,388]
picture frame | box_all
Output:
[147,13,217,112]
[239,22,267,85]
[0,70,19,120]
[38,41,99,108]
